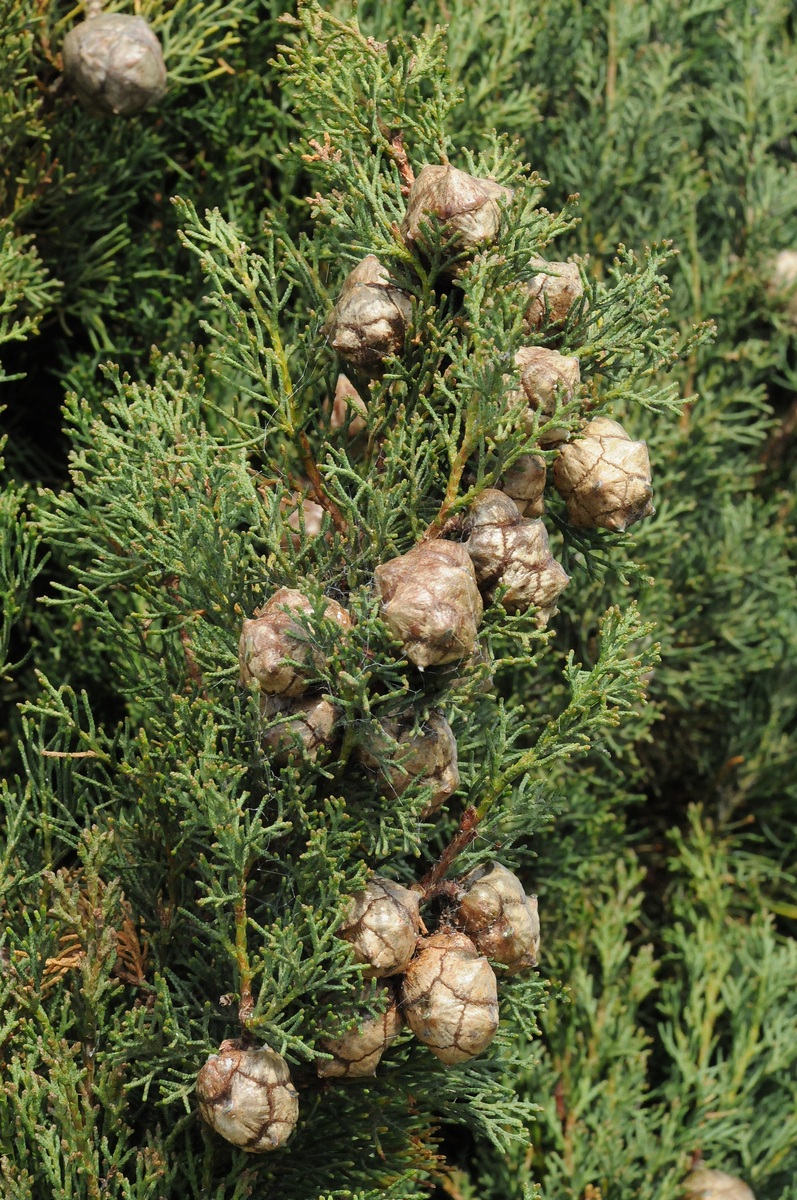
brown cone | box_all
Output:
[340,877,421,979]
[465,490,569,626]
[499,453,547,517]
[401,931,499,1064]
[317,986,403,1080]
[261,694,339,763]
[683,1169,756,1200]
[62,14,167,118]
[402,164,513,255]
[330,374,368,437]
[524,258,585,331]
[455,862,540,973]
[356,711,459,816]
[197,1041,299,1152]
[239,588,352,697]
[375,541,483,670]
[767,250,797,323]
[553,416,654,532]
[283,493,325,543]
[323,256,412,375]
[512,347,581,446]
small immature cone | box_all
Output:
[284,494,325,541]
[375,541,483,670]
[239,588,352,697]
[465,490,569,626]
[499,453,547,517]
[331,374,368,437]
[62,14,167,118]
[339,877,421,978]
[513,347,581,446]
[767,250,797,322]
[401,931,499,1064]
[683,1168,756,1200]
[323,257,412,375]
[317,987,403,1080]
[553,416,654,532]
[261,694,339,763]
[524,258,584,331]
[356,711,459,816]
[402,164,513,255]
[197,1041,299,1153]
[455,863,540,974]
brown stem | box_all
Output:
[418,806,480,898]
[606,1,617,109]
[554,1077,567,1127]
[41,750,99,759]
[377,121,415,195]
[298,430,348,534]
[235,878,254,1027]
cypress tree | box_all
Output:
[2,3,795,1199]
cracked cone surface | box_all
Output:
[62,14,167,117]
[375,541,483,669]
[239,588,351,697]
[524,258,584,330]
[466,490,569,625]
[356,711,459,816]
[340,877,421,978]
[197,1041,299,1152]
[553,416,654,531]
[402,164,513,254]
[324,256,412,375]
[401,931,498,1064]
[512,346,581,446]
[456,862,540,973]
[260,694,339,763]
[500,453,547,517]
[317,987,403,1079]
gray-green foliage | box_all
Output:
[0,3,704,1197]
[341,1,797,1194]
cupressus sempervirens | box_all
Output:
[187,61,668,1159]
[6,4,714,1195]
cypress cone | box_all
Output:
[375,540,483,670]
[62,13,167,118]
[524,257,585,330]
[511,346,581,446]
[355,711,460,816]
[455,862,540,973]
[553,416,654,531]
[196,1041,299,1153]
[238,588,351,697]
[339,877,422,979]
[684,1169,756,1200]
[499,453,547,517]
[465,490,569,625]
[402,164,513,256]
[260,694,339,763]
[316,986,403,1080]
[401,931,499,1064]
[323,256,412,375]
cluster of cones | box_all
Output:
[199,161,657,1156]
[197,862,539,1150]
